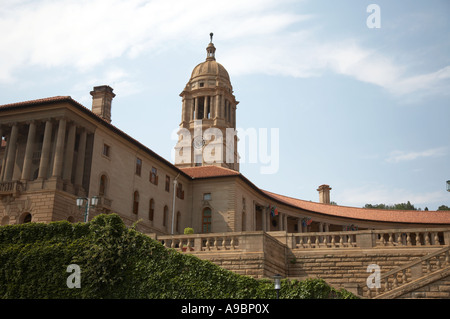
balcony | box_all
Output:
[0,181,25,198]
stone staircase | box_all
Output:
[359,245,450,299]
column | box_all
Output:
[210,94,215,118]
[262,207,266,231]
[20,121,37,181]
[4,123,19,182]
[62,122,76,182]
[74,128,87,188]
[52,118,66,178]
[278,213,283,231]
[204,96,208,119]
[297,219,303,233]
[0,126,6,181]
[38,120,53,180]
[220,95,225,118]
[194,97,198,120]
[215,95,220,119]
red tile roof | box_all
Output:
[180,166,450,225]
[180,165,240,178]
[263,190,450,225]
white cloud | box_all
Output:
[0,0,306,83]
[1,0,448,99]
[386,147,447,163]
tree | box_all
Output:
[364,201,417,210]
[437,205,450,211]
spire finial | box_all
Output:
[210,32,213,43]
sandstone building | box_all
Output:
[1,37,450,298]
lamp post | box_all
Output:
[273,274,282,299]
[447,180,450,192]
[76,196,99,223]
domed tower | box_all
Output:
[175,34,239,171]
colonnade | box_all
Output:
[182,94,235,126]
[0,118,91,193]
[254,204,336,234]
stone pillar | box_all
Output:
[204,96,208,119]
[297,219,302,233]
[20,121,37,181]
[279,213,283,231]
[210,95,215,118]
[4,123,19,182]
[74,128,87,189]
[38,120,53,180]
[0,126,6,181]
[262,207,267,232]
[215,95,220,119]
[63,122,76,183]
[194,97,198,120]
[52,118,66,178]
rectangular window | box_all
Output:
[176,183,184,200]
[203,193,211,201]
[135,158,142,176]
[150,166,158,185]
[165,175,170,192]
[103,144,110,157]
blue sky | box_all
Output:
[1,0,449,210]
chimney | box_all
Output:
[90,85,115,123]
[317,184,332,204]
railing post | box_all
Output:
[443,230,450,246]
[356,231,375,248]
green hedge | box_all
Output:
[0,214,357,299]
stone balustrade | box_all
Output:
[155,227,450,253]
[158,232,241,252]
[290,228,450,250]
[365,245,450,298]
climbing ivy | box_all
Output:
[0,214,358,299]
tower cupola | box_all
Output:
[175,34,240,171]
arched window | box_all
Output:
[99,175,107,196]
[202,207,212,233]
[163,205,169,228]
[132,191,139,215]
[20,213,32,224]
[149,198,154,221]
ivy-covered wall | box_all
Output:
[0,214,357,299]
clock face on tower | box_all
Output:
[193,136,205,149]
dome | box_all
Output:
[188,34,231,86]
[190,59,230,83]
